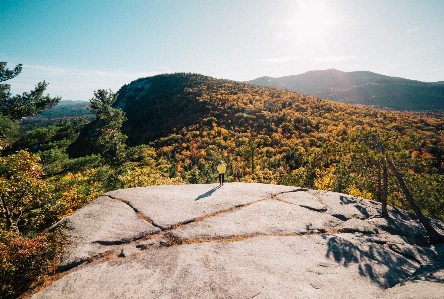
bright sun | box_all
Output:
[289,2,336,45]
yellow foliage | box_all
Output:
[347,184,373,200]
[118,166,185,188]
[219,127,229,136]
[314,168,335,191]
[241,168,279,184]
[56,169,102,218]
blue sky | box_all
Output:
[1,0,444,101]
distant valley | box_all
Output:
[246,69,444,111]
[21,100,93,129]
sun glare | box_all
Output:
[289,2,336,45]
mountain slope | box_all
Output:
[112,73,443,220]
[246,69,444,111]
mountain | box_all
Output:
[245,69,444,111]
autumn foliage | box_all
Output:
[0,230,65,299]
[1,72,443,297]
[116,73,444,220]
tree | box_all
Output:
[0,114,19,151]
[88,89,127,164]
[0,62,22,82]
[0,62,60,151]
[0,62,60,121]
[240,138,258,174]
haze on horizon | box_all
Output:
[1,0,444,101]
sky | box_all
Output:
[1,0,444,101]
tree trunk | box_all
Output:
[372,135,441,240]
[377,161,382,202]
[385,158,440,238]
[1,197,13,231]
[381,159,389,218]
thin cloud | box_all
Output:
[86,69,163,79]
[9,64,168,100]
[25,64,69,74]
[312,55,358,63]
[24,64,159,80]
[259,56,297,63]
[407,27,420,33]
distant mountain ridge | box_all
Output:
[245,69,444,111]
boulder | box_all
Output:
[31,183,444,298]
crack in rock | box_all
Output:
[167,231,330,246]
[387,243,423,265]
[92,233,148,246]
[107,195,167,230]
[272,189,329,214]
[56,256,91,272]
[273,188,309,196]
[293,189,331,213]
[331,214,351,221]
[56,250,115,272]
[300,205,328,213]
[273,197,328,213]
[306,190,329,208]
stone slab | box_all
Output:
[171,199,342,240]
[31,235,412,299]
[31,183,444,298]
[368,217,426,237]
[338,218,379,234]
[54,195,160,269]
[277,190,327,211]
[105,183,297,229]
[312,190,381,220]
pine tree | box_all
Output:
[88,89,128,164]
[0,62,60,151]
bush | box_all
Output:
[0,230,65,299]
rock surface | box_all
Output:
[31,183,444,298]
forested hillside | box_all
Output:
[246,69,444,111]
[116,73,444,219]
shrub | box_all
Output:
[0,230,65,299]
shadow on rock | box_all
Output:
[195,185,221,201]
[406,243,444,283]
[323,234,443,289]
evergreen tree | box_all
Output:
[0,62,60,151]
[88,89,127,164]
